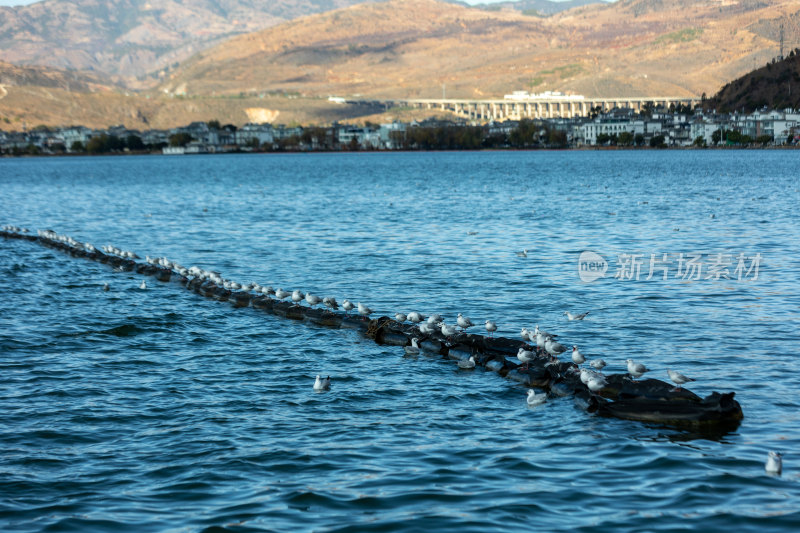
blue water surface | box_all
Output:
[1,150,799,532]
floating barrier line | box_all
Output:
[1,228,743,433]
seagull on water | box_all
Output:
[564,311,590,321]
[357,302,373,320]
[305,293,322,308]
[407,312,424,324]
[517,347,535,370]
[458,356,476,369]
[274,288,290,300]
[590,359,607,370]
[404,338,421,355]
[571,346,585,365]
[313,375,331,391]
[516,249,528,258]
[526,389,547,407]
[342,299,355,315]
[485,320,497,337]
[667,369,695,391]
[395,313,407,323]
[766,451,783,475]
[626,359,650,380]
[102,282,110,291]
[291,290,305,306]
[457,313,474,331]
[139,280,147,290]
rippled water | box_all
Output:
[1,151,799,532]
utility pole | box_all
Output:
[442,84,446,100]
[780,22,785,60]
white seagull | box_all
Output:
[571,346,585,365]
[357,302,373,320]
[305,293,322,308]
[457,313,474,331]
[517,347,535,370]
[587,374,608,392]
[291,289,305,305]
[441,322,458,339]
[342,299,355,315]
[626,359,650,380]
[667,369,695,390]
[526,389,547,406]
[395,313,407,323]
[407,312,424,324]
[564,311,590,321]
[404,338,421,355]
[313,375,331,391]
[545,336,567,357]
[516,249,528,258]
[766,451,783,475]
[274,288,290,300]
[485,320,497,337]
[323,296,338,311]
[419,322,436,335]
[458,356,477,369]
[139,280,147,290]
[427,313,443,326]
[590,359,607,370]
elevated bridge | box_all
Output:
[348,96,700,120]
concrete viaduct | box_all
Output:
[348,97,701,120]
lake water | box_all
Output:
[1,150,799,532]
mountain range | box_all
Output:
[2,0,799,130]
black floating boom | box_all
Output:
[1,228,743,433]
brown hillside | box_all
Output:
[162,0,800,100]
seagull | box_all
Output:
[485,320,497,337]
[274,288,290,300]
[291,289,305,306]
[516,249,528,258]
[313,375,331,391]
[139,280,146,290]
[441,322,458,339]
[102,282,110,291]
[517,347,535,370]
[521,328,534,343]
[357,302,372,320]
[564,311,590,321]
[572,346,585,365]
[589,359,607,370]
[342,299,355,315]
[395,313,407,323]
[580,368,597,385]
[667,369,695,391]
[533,324,556,338]
[404,338,421,355]
[305,293,322,308]
[458,355,476,369]
[427,313,443,326]
[526,389,547,406]
[626,359,650,380]
[321,297,337,312]
[766,451,783,475]
[407,312,424,324]
[535,332,547,350]
[587,374,608,392]
[419,322,436,335]
[545,336,567,357]
[457,313,474,331]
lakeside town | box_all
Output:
[2,105,799,156]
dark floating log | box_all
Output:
[1,229,743,433]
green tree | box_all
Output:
[169,132,193,147]
[692,136,707,147]
[618,131,634,146]
[634,133,645,146]
[596,133,611,145]
[649,135,667,148]
[126,135,145,151]
[755,134,773,146]
[207,120,221,130]
[711,129,722,145]
[70,140,86,152]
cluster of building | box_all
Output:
[2,107,799,155]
